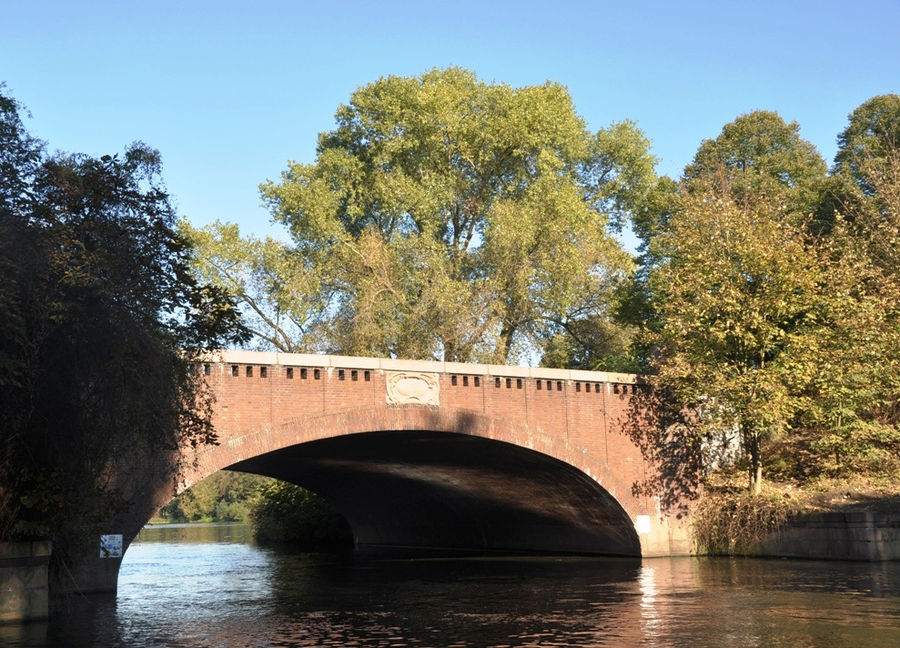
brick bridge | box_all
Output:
[73,350,691,593]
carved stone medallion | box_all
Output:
[385,371,440,407]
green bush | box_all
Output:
[154,472,268,523]
[249,481,353,550]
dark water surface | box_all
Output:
[4,523,898,647]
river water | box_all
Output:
[4,523,898,647]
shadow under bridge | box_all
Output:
[229,430,641,557]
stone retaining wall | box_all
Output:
[755,512,900,561]
[0,541,51,623]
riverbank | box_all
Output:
[692,474,900,560]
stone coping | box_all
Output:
[202,350,638,384]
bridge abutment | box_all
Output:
[52,555,122,597]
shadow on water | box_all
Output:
[268,550,644,613]
[0,622,50,648]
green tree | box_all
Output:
[258,67,655,364]
[644,181,825,495]
[794,96,900,478]
[816,95,900,238]
[834,94,900,198]
[623,112,827,376]
[539,311,637,372]
[0,89,43,403]
[0,89,246,574]
[684,110,826,219]
[250,480,352,548]
[179,220,325,352]
[790,223,900,479]
[829,95,900,273]
[158,471,269,522]
[627,101,899,507]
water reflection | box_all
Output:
[259,553,645,646]
[135,521,256,544]
[639,565,661,645]
[9,524,900,647]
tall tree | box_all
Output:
[643,180,824,494]
[622,111,827,376]
[834,94,900,198]
[0,89,43,396]
[0,89,246,574]
[259,67,655,363]
[635,104,900,497]
[790,219,900,479]
[179,220,325,352]
[797,95,900,477]
[683,110,826,219]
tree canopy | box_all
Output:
[631,102,900,496]
[0,87,246,565]
[181,73,899,501]
[253,67,656,364]
[643,182,824,494]
[834,94,900,196]
[683,110,826,217]
[803,94,900,478]
[179,220,321,353]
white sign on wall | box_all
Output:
[635,515,652,535]
[100,534,123,558]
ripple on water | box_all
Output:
[7,526,896,648]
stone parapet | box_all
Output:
[210,350,639,385]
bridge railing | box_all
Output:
[200,350,639,390]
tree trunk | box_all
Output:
[749,462,762,496]
[748,433,762,496]
[442,338,458,363]
[497,323,516,364]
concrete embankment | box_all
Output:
[0,541,51,624]
[754,511,900,560]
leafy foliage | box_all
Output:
[834,94,900,197]
[629,102,900,501]
[0,88,246,565]
[155,472,353,550]
[683,110,826,218]
[179,220,323,352]
[643,182,824,494]
[794,133,900,480]
[250,480,352,549]
[250,67,654,364]
[539,311,638,372]
[156,472,269,523]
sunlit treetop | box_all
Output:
[259,67,657,363]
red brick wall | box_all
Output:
[187,355,653,519]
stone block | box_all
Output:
[0,541,50,624]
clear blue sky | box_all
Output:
[3,0,898,243]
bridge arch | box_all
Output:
[181,406,642,557]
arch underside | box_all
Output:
[229,430,641,557]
